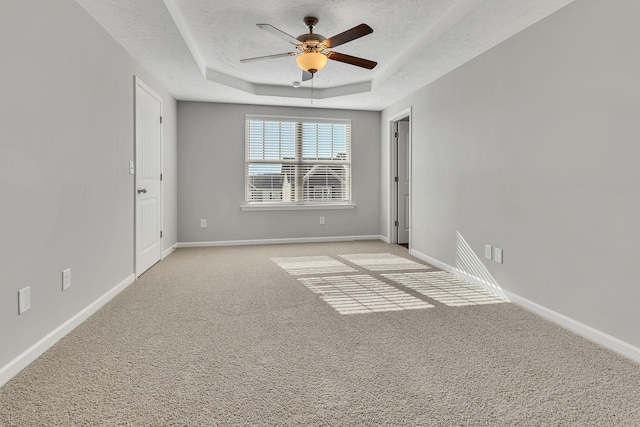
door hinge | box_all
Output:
[394,176,399,182]
[159,116,163,124]
[160,231,163,238]
[160,173,163,181]
[394,131,399,138]
[394,220,399,227]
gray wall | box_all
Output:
[381,0,640,347]
[0,0,177,369]
[178,102,381,243]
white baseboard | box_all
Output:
[0,274,136,388]
[410,249,507,299]
[179,235,385,248]
[379,235,391,244]
[162,243,178,259]
[409,248,453,273]
[409,249,640,364]
[503,290,640,364]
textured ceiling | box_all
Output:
[75,0,575,110]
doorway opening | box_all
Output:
[389,108,411,248]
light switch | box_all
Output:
[62,268,71,291]
[494,248,503,264]
[18,287,31,314]
[484,245,493,260]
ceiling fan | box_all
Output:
[240,16,377,82]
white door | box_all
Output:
[396,120,410,245]
[135,79,162,277]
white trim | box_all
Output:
[409,248,640,364]
[409,248,456,273]
[245,114,351,125]
[162,243,178,259]
[379,235,391,244]
[241,203,356,212]
[503,290,640,364]
[0,274,136,388]
[179,235,384,248]
[410,248,499,293]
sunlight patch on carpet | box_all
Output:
[299,274,433,315]
[383,271,508,307]
[338,253,432,271]
[272,256,357,275]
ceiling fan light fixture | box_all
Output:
[296,51,327,73]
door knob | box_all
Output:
[137,188,147,194]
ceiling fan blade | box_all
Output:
[324,24,373,48]
[327,51,377,69]
[257,24,301,45]
[240,52,297,63]
[302,70,313,81]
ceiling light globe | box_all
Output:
[296,52,328,73]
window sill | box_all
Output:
[241,203,356,212]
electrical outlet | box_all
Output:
[319,216,325,225]
[62,268,71,291]
[18,287,31,314]
[485,244,493,260]
[200,219,207,228]
[494,248,503,264]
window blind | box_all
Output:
[245,116,351,205]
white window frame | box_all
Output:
[241,115,355,211]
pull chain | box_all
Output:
[311,75,314,105]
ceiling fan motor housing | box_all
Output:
[298,17,326,49]
[297,33,326,45]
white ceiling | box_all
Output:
[75,0,574,111]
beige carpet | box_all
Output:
[1,241,639,426]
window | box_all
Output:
[244,115,351,208]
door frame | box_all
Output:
[134,76,163,277]
[388,107,412,245]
